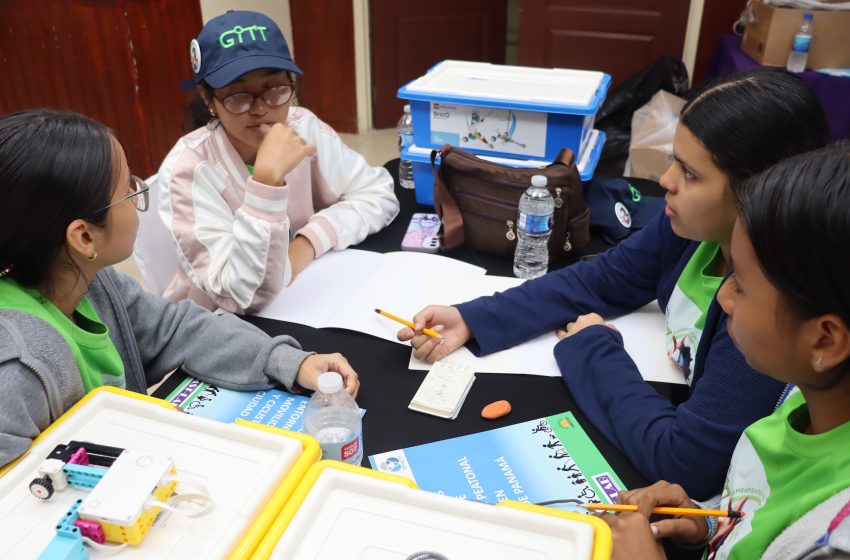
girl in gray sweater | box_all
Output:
[0,109,360,468]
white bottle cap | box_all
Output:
[531,175,547,187]
[317,371,344,394]
[403,104,411,113]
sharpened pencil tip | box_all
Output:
[729,511,742,519]
[374,308,381,314]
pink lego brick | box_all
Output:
[73,519,105,544]
[68,448,91,466]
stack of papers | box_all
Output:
[408,362,476,420]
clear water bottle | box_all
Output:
[303,372,363,464]
[786,13,813,73]
[397,104,415,189]
[513,174,554,279]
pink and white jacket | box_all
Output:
[157,107,399,314]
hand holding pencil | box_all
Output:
[584,503,740,518]
[375,309,442,338]
[600,481,719,548]
[394,305,474,363]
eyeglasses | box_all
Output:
[89,175,150,216]
[213,84,296,115]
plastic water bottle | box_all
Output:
[303,372,363,464]
[786,13,813,73]
[513,174,554,279]
[397,104,415,189]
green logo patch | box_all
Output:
[628,183,642,203]
[219,25,268,48]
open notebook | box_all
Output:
[256,249,685,384]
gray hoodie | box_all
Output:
[0,267,311,467]
[763,487,850,560]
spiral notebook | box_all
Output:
[408,362,476,420]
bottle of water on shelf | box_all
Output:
[397,104,415,189]
[513,174,554,279]
[303,372,363,464]
[786,12,813,73]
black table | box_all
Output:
[155,162,677,493]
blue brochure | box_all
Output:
[165,376,363,433]
[370,411,625,508]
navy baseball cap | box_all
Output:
[183,10,302,90]
[584,177,666,244]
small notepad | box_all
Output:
[408,361,476,420]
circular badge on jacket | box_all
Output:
[190,39,202,74]
[615,202,632,228]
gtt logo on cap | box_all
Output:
[219,25,269,48]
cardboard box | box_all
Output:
[742,0,850,69]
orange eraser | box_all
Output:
[481,400,512,420]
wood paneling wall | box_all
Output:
[289,0,358,133]
[0,0,202,178]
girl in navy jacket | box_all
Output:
[398,69,829,500]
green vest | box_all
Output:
[0,278,124,392]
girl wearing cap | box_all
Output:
[158,10,399,314]
[0,109,360,469]
[398,69,829,500]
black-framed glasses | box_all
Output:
[213,84,296,115]
[90,175,150,216]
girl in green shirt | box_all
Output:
[602,143,850,559]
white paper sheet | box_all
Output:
[408,302,686,385]
[256,250,383,327]
[255,249,486,339]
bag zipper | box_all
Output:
[455,187,521,208]
[457,203,518,242]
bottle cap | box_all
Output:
[317,371,344,394]
[804,12,813,20]
[403,104,411,113]
[531,175,548,188]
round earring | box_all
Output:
[208,106,217,118]
[814,355,824,371]
[87,250,98,262]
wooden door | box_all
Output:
[370,0,508,129]
[518,0,691,88]
[0,0,202,179]
[289,0,358,133]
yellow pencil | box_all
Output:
[374,308,442,339]
[583,503,742,518]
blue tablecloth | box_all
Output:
[704,34,850,141]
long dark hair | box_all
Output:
[738,142,850,378]
[681,68,830,193]
[0,109,114,286]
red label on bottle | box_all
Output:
[341,438,360,461]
